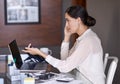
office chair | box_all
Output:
[104,53,109,72]
[104,55,118,84]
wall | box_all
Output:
[87,0,120,84]
[0,0,73,57]
[0,0,64,73]
[0,0,62,47]
[0,0,63,60]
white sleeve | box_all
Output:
[60,42,69,60]
[45,41,91,73]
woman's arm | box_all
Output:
[45,41,91,73]
[60,42,70,60]
[60,25,72,60]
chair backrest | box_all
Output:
[104,53,109,72]
[105,56,118,84]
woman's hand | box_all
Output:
[23,47,40,55]
[64,25,72,36]
[64,25,72,42]
[22,44,47,58]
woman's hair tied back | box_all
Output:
[86,15,96,27]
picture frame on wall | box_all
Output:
[4,0,40,24]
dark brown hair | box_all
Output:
[65,5,96,27]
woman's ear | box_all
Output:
[77,17,82,23]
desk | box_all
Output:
[6,72,83,84]
[40,80,83,84]
[0,55,91,84]
[37,73,83,84]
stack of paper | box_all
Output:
[24,77,35,84]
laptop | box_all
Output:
[8,39,46,73]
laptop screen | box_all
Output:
[8,40,23,69]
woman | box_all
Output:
[23,6,105,84]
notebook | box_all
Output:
[8,39,46,73]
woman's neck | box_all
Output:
[77,25,88,36]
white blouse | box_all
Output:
[45,29,105,84]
